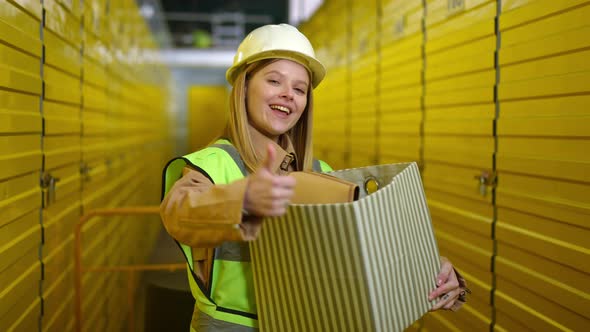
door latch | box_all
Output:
[474,170,496,197]
[41,172,61,206]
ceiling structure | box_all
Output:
[159,0,288,49]
[138,0,322,67]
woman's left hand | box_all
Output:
[428,256,465,311]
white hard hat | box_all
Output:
[226,23,326,88]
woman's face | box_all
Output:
[246,59,310,141]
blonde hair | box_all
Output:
[223,59,314,173]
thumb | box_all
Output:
[261,143,277,173]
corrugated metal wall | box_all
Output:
[304,0,590,330]
[0,0,172,330]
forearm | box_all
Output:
[160,168,262,247]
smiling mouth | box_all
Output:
[270,105,291,115]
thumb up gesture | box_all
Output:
[243,144,296,217]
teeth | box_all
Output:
[270,105,291,114]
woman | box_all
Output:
[161,23,468,332]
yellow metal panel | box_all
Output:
[380,84,422,102]
[434,218,493,254]
[44,29,81,77]
[424,136,494,168]
[187,86,228,152]
[0,209,37,259]
[0,256,40,319]
[381,33,422,67]
[0,1,41,47]
[427,70,495,93]
[435,226,492,272]
[425,86,492,106]
[44,66,81,104]
[500,94,590,117]
[82,82,107,110]
[83,30,109,65]
[501,166,587,204]
[44,0,81,47]
[43,292,74,332]
[426,1,496,48]
[43,100,80,135]
[349,153,376,168]
[494,309,535,332]
[0,111,39,136]
[428,34,494,68]
[6,298,40,332]
[351,82,376,99]
[0,41,40,77]
[43,266,74,330]
[425,105,494,136]
[378,136,421,163]
[56,0,82,18]
[498,114,589,137]
[501,0,590,35]
[428,304,491,331]
[0,247,35,291]
[497,134,589,181]
[496,185,587,232]
[380,111,421,135]
[0,226,40,280]
[0,135,42,180]
[43,193,79,254]
[379,96,421,111]
[84,1,105,38]
[496,172,589,228]
[0,90,41,134]
[380,62,422,89]
[350,96,376,114]
[10,0,43,19]
[423,163,491,201]
[503,49,590,83]
[0,174,40,227]
[44,136,81,170]
[495,276,589,331]
[496,244,589,318]
[81,167,109,209]
[422,312,458,332]
[43,237,73,290]
[428,17,495,53]
[500,26,590,65]
[497,155,588,184]
[83,56,107,88]
[82,110,107,135]
[428,193,492,238]
[0,63,42,95]
[496,207,589,274]
[427,47,495,81]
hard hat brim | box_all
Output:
[226,50,326,88]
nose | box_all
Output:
[280,85,294,100]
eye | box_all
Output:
[295,88,306,95]
[267,79,280,85]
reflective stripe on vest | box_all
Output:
[161,139,330,330]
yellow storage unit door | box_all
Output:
[0,2,43,330]
[496,0,590,330]
[311,0,350,171]
[187,86,228,152]
[422,0,496,330]
[378,0,423,165]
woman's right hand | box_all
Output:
[243,143,296,217]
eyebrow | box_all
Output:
[264,70,309,87]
